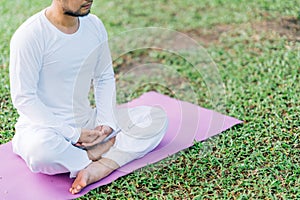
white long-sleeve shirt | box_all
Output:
[9,9,116,143]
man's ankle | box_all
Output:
[98,158,119,170]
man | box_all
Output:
[9,0,168,195]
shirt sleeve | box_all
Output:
[9,30,81,143]
[93,29,117,131]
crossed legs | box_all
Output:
[12,106,168,195]
[12,129,120,194]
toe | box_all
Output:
[70,170,88,194]
[70,185,81,194]
[70,183,83,194]
[76,185,82,191]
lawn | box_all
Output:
[1,0,299,199]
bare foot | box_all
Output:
[69,158,119,194]
[87,137,115,161]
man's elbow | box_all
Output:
[12,93,36,110]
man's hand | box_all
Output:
[75,126,113,148]
[76,128,106,148]
[94,125,113,136]
[90,125,113,146]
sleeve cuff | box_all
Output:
[60,125,81,144]
[69,127,81,144]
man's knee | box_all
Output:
[26,132,66,173]
[28,153,54,173]
[117,106,168,139]
[103,106,169,167]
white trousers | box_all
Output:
[12,106,168,178]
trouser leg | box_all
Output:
[102,106,168,167]
[12,127,91,178]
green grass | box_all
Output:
[1,0,300,199]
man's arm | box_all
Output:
[93,34,117,132]
[9,30,81,143]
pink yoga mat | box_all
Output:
[0,92,242,199]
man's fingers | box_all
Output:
[74,142,82,147]
[81,133,107,147]
[78,128,111,147]
[94,125,103,131]
[94,125,112,135]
